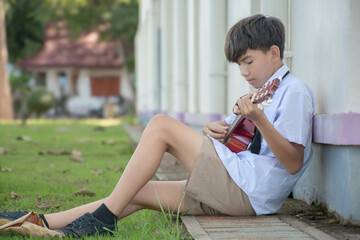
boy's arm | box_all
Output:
[237,94,304,175]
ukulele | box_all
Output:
[223,77,282,153]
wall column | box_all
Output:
[198,0,226,117]
[135,0,149,117]
[187,0,200,113]
[226,0,255,114]
[147,0,160,114]
[160,0,172,113]
[171,0,187,120]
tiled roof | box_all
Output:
[17,21,124,69]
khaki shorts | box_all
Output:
[181,136,255,216]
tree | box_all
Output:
[0,0,13,120]
[5,0,45,63]
[6,0,138,71]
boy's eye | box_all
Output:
[247,61,253,64]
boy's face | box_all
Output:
[237,48,278,89]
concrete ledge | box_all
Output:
[313,113,360,145]
[138,111,360,145]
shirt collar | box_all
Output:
[267,64,290,84]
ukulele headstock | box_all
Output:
[251,77,281,105]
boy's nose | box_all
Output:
[239,65,249,77]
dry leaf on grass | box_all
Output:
[101,140,117,145]
[36,198,59,210]
[0,147,7,155]
[11,191,18,199]
[39,150,71,156]
[72,188,96,197]
[71,148,82,157]
[36,202,53,210]
[93,126,105,131]
[16,136,32,141]
[69,155,85,163]
[56,127,70,132]
[107,167,122,172]
[75,138,94,143]
[90,169,103,175]
[47,150,71,155]
[1,167,13,172]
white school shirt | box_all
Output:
[210,65,316,215]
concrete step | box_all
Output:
[181,215,337,240]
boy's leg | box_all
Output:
[45,115,202,229]
[46,180,185,229]
[104,114,203,216]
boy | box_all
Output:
[0,14,315,238]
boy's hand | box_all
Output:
[202,121,229,142]
[235,93,265,122]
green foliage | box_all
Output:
[26,88,56,117]
[9,68,31,92]
[5,0,47,62]
[49,0,139,72]
[5,0,139,72]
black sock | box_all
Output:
[92,203,117,225]
[38,214,49,228]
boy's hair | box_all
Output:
[224,14,285,62]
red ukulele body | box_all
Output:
[223,77,281,153]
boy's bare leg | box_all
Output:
[46,180,185,229]
[104,115,203,215]
[45,115,203,229]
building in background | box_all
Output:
[18,21,135,118]
[135,0,360,224]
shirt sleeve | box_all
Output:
[225,114,237,125]
[273,85,315,147]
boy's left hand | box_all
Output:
[234,93,265,122]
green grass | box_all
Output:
[0,118,191,239]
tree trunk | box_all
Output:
[0,0,14,120]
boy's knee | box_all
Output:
[148,114,172,128]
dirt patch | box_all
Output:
[279,198,360,240]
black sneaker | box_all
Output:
[0,211,28,226]
[57,212,115,237]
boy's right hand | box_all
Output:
[202,122,229,143]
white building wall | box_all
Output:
[135,0,360,222]
[226,0,256,114]
[160,0,173,112]
[171,0,188,116]
[347,0,360,112]
[45,69,60,98]
[187,0,200,113]
[147,0,160,113]
[135,0,150,115]
[291,0,349,114]
[198,0,227,114]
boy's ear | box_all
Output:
[269,45,281,62]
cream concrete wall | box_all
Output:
[291,0,358,113]
[135,0,360,222]
[226,0,258,113]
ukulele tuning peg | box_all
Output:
[261,101,270,107]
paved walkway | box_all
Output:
[124,123,360,240]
